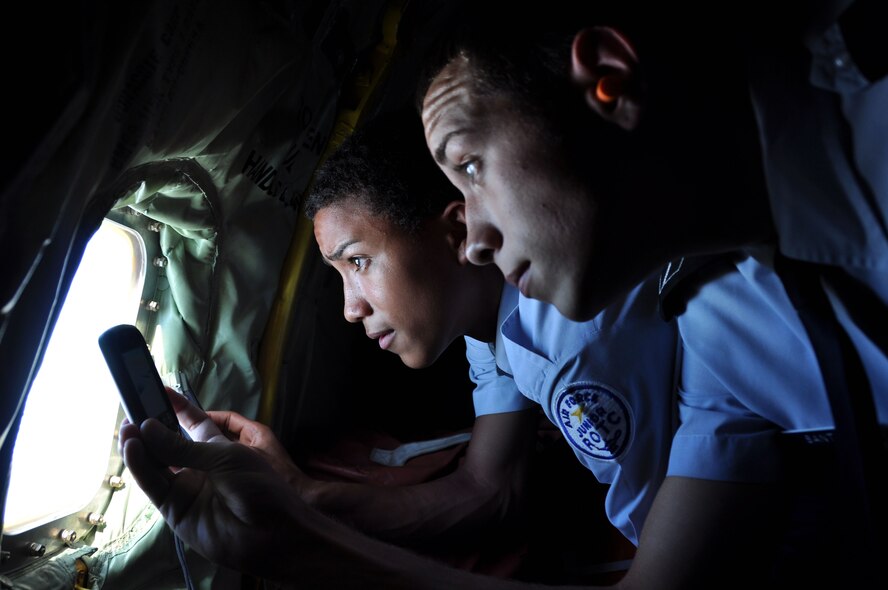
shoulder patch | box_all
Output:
[552,382,633,461]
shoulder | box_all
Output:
[658,255,738,322]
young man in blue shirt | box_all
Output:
[418,2,887,584]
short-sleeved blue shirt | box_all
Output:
[466,280,677,545]
[748,3,888,403]
[669,248,888,482]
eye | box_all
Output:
[459,159,480,182]
[349,256,368,271]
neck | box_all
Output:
[463,266,504,343]
[642,168,775,260]
[626,90,775,262]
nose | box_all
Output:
[465,220,502,266]
[343,283,371,323]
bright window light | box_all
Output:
[3,219,147,535]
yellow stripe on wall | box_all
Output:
[257,0,407,425]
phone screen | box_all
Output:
[121,348,168,419]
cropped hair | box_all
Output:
[413,1,644,122]
[416,25,578,137]
[414,3,688,197]
[305,109,460,233]
[414,4,639,172]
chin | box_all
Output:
[398,340,448,369]
[543,282,587,322]
[398,351,433,370]
[550,283,608,323]
[553,300,587,322]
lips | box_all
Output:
[505,262,531,297]
[367,329,394,350]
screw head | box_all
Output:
[26,543,45,557]
[87,512,106,526]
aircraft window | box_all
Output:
[3,219,147,535]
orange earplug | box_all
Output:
[595,75,624,104]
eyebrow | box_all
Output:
[434,130,463,166]
[324,239,360,264]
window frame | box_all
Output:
[0,208,166,575]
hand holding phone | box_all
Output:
[99,324,180,432]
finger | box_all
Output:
[216,414,292,464]
[141,419,234,471]
[206,410,236,438]
[166,388,191,412]
[118,421,141,455]
[124,433,212,529]
[141,418,203,467]
[167,392,227,443]
[122,437,172,507]
[207,410,260,444]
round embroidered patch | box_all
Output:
[552,382,633,461]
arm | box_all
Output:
[123,419,779,589]
[173,392,540,544]
[300,409,540,543]
[120,419,539,589]
[294,332,542,542]
[618,476,778,590]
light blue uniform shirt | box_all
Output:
[466,280,677,545]
[748,2,888,405]
[670,248,888,482]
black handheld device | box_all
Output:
[99,324,180,432]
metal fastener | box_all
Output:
[108,475,126,490]
[25,543,45,557]
[87,512,106,526]
[59,529,77,543]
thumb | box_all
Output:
[168,392,228,443]
[140,419,227,470]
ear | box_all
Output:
[441,200,469,264]
[570,27,642,131]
